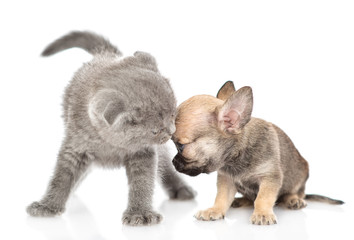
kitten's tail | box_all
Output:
[41,31,122,57]
[305,194,344,205]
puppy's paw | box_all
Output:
[194,208,225,221]
[26,201,64,217]
[286,198,307,210]
[171,186,196,200]
[250,211,277,225]
[122,210,162,226]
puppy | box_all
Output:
[172,81,343,225]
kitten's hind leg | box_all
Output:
[27,148,92,217]
[157,145,196,200]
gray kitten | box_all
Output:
[26,31,195,226]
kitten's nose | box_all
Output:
[168,124,176,135]
[160,135,171,144]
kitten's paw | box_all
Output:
[171,186,196,200]
[286,198,307,210]
[26,201,64,217]
[194,208,225,221]
[250,211,277,225]
[122,210,162,226]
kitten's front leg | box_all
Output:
[122,148,162,226]
[27,148,91,217]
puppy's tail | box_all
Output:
[305,194,344,205]
[41,31,122,57]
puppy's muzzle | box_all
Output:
[176,142,185,153]
[172,153,203,177]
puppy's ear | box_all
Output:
[217,86,253,134]
[216,81,236,101]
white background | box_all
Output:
[1,1,353,240]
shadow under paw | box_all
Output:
[170,186,196,200]
[26,201,64,217]
[122,210,162,226]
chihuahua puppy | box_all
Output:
[172,81,343,225]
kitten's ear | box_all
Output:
[103,101,125,125]
[216,86,253,134]
[134,51,158,72]
[89,90,125,126]
[217,81,236,101]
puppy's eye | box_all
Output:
[176,142,185,153]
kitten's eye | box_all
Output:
[152,129,161,135]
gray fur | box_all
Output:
[26,31,195,226]
[42,31,122,56]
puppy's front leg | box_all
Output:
[251,180,281,225]
[195,172,236,221]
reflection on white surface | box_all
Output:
[122,200,198,240]
[23,195,351,240]
[26,196,105,240]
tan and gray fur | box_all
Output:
[26,31,195,226]
[172,81,343,225]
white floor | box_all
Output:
[1,1,354,239]
[3,166,353,240]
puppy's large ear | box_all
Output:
[217,86,253,134]
[89,90,125,126]
[216,81,236,101]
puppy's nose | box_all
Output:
[172,157,185,172]
[176,142,185,153]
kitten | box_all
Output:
[26,31,195,226]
